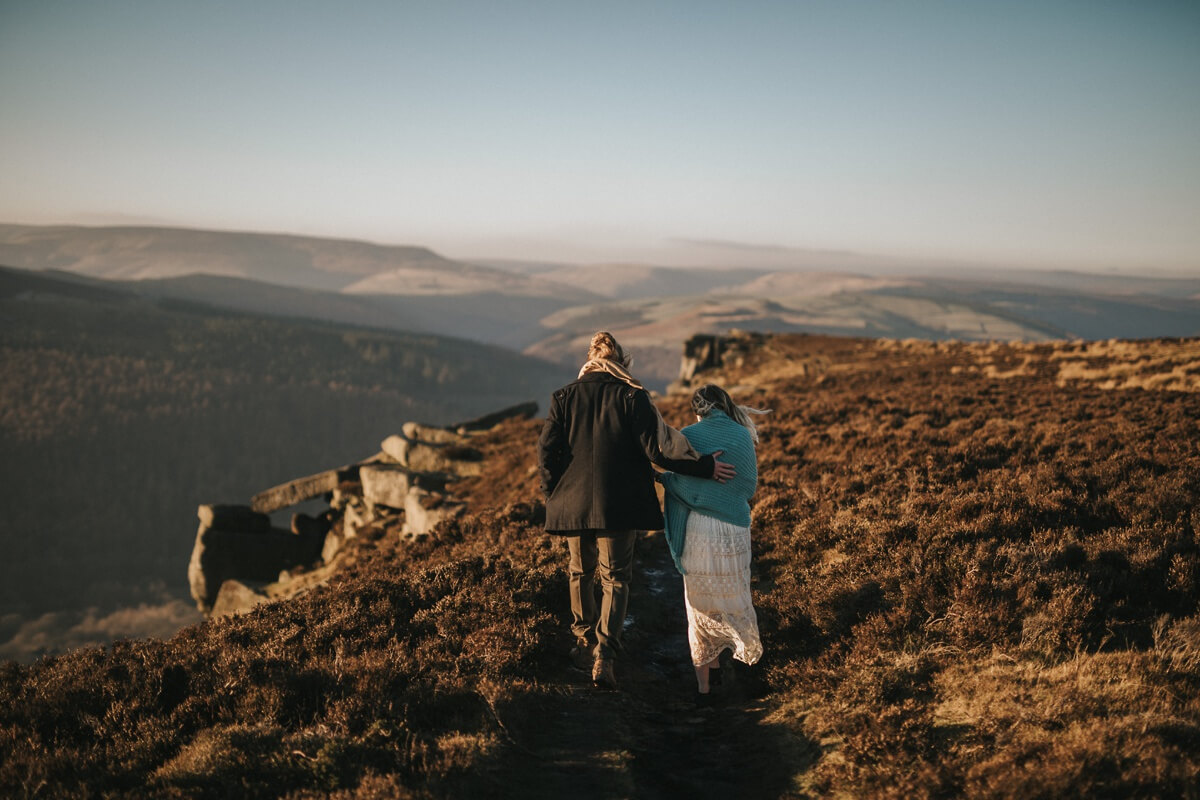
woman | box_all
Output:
[538,332,735,689]
[659,383,767,702]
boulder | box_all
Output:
[453,401,538,433]
[342,503,376,539]
[673,331,767,391]
[401,421,470,446]
[330,480,362,512]
[291,511,332,539]
[187,523,327,614]
[197,504,270,533]
[678,333,724,384]
[360,463,456,509]
[360,464,414,509]
[402,487,465,537]
[321,529,344,563]
[211,580,270,618]
[381,434,483,476]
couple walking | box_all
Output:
[538,331,766,700]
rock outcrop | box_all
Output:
[187,401,535,616]
[187,510,326,613]
[402,487,466,540]
[672,331,768,391]
[380,432,483,476]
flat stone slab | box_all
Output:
[380,434,483,476]
[251,469,342,513]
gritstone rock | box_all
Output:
[197,504,270,533]
[250,468,343,513]
[211,579,270,617]
[672,331,767,392]
[360,463,455,510]
[321,529,344,563]
[187,522,327,614]
[330,480,362,512]
[342,504,376,539]
[381,434,483,476]
[402,486,465,537]
[401,421,470,445]
[360,464,413,509]
[291,511,332,539]
[678,333,724,385]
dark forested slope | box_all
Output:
[0,266,566,648]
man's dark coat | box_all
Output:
[538,372,715,533]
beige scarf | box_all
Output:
[579,358,699,461]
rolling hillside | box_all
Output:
[1,333,1197,797]
[522,277,1200,387]
[0,265,567,660]
[0,224,573,295]
[5,224,1199,390]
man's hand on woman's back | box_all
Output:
[710,451,736,483]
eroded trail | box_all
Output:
[482,532,806,798]
[619,532,805,798]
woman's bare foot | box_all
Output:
[694,655,721,693]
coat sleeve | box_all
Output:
[629,389,714,478]
[537,391,568,496]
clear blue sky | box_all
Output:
[2,1,1198,271]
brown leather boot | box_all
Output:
[569,639,594,670]
[592,656,618,689]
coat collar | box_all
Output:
[577,371,621,384]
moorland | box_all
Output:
[2,333,1198,798]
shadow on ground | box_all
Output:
[479,532,817,798]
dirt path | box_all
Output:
[620,532,811,798]
[488,532,810,798]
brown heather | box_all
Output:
[2,334,1199,798]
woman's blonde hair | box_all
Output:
[587,331,632,368]
[691,383,770,443]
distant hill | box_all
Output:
[0,265,569,656]
[522,274,1200,387]
[129,273,588,349]
[533,263,775,300]
[0,223,592,301]
[0,224,600,349]
[4,223,1198,390]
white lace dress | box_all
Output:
[680,511,763,667]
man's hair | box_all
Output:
[587,331,631,368]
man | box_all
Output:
[538,332,734,688]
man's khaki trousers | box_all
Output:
[567,531,637,659]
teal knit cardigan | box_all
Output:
[660,409,758,574]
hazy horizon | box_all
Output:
[5,218,1200,279]
[2,2,1198,274]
